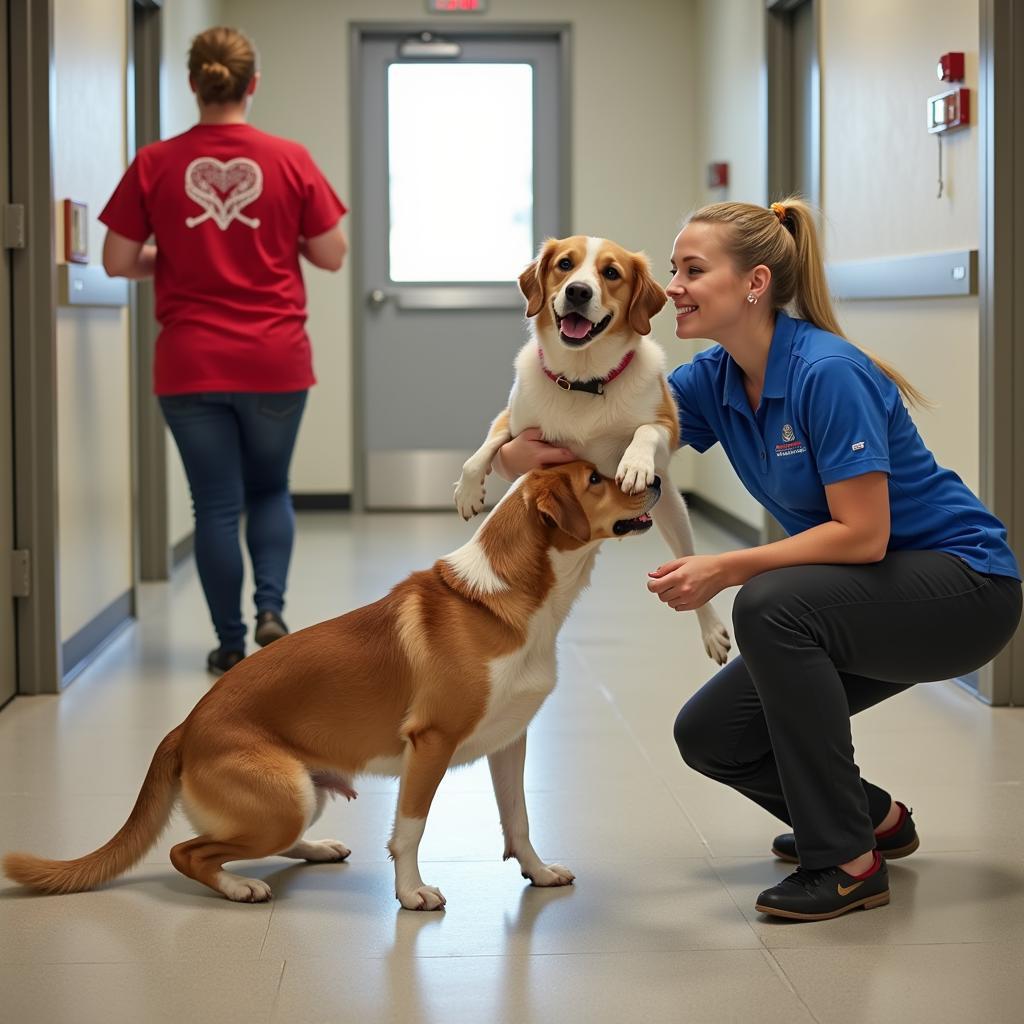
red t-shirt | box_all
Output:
[99,123,346,395]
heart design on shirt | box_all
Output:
[184,157,263,230]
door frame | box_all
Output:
[348,21,572,512]
[762,0,820,546]
[8,0,62,694]
[764,0,821,210]
[1,0,15,708]
[977,0,1023,705]
[129,0,169,581]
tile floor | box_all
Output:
[2,509,1023,1024]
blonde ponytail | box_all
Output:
[688,197,929,408]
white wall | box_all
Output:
[160,0,225,547]
[221,0,701,496]
[53,0,134,642]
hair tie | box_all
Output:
[770,202,796,235]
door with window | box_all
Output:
[355,30,567,508]
[1,0,17,707]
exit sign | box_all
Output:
[428,0,487,10]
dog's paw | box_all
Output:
[216,872,273,903]
[524,863,575,887]
[615,452,657,495]
[397,884,447,911]
[702,623,732,665]
[300,839,352,862]
[453,474,486,520]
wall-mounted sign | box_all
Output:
[60,199,89,264]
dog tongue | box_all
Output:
[560,313,593,340]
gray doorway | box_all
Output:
[1,0,16,708]
[132,0,169,580]
[352,26,569,509]
[978,0,1023,704]
[764,0,820,545]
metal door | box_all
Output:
[354,28,568,508]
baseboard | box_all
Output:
[293,492,352,511]
[172,531,195,567]
[681,491,760,548]
[62,589,135,686]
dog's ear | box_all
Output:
[518,239,558,318]
[535,475,591,544]
[627,252,668,336]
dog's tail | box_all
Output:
[2,726,183,894]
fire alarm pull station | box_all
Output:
[927,87,969,133]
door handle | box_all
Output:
[367,288,392,308]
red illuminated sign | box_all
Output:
[428,0,487,10]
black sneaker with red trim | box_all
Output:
[755,851,890,921]
[771,802,919,864]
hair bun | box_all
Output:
[201,61,230,81]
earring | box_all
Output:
[746,292,758,305]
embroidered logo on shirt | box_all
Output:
[184,157,263,231]
[776,423,807,458]
[851,441,866,452]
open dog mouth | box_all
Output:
[613,511,654,535]
[555,308,613,347]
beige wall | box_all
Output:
[221,0,700,495]
[685,0,983,532]
[823,0,981,492]
[678,0,768,530]
[161,0,224,546]
[53,0,133,642]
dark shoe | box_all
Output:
[755,853,890,921]
[771,802,919,864]
[207,648,245,677]
[254,610,288,647]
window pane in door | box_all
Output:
[388,62,534,282]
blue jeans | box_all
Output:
[159,391,308,651]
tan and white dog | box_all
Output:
[3,463,659,911]
[454,235,731,664]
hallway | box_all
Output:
[2,509,1024,1023]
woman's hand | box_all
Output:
[647,555,732,611]
[493,427,578,480]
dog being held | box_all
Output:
[454,235,731,664]
[3,463,659,910]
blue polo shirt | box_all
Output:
[667,312,1020,580]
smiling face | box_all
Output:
[666,221,754,341]
[518,236,666,351]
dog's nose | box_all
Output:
[565,282,592,306]
[652,476,662,490]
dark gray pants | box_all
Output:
[674,551,1022,869]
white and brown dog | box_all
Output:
[3,463,659,910]
[455,235,731,664]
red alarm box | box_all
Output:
[707,162,729,188]
[936,52,965,82]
